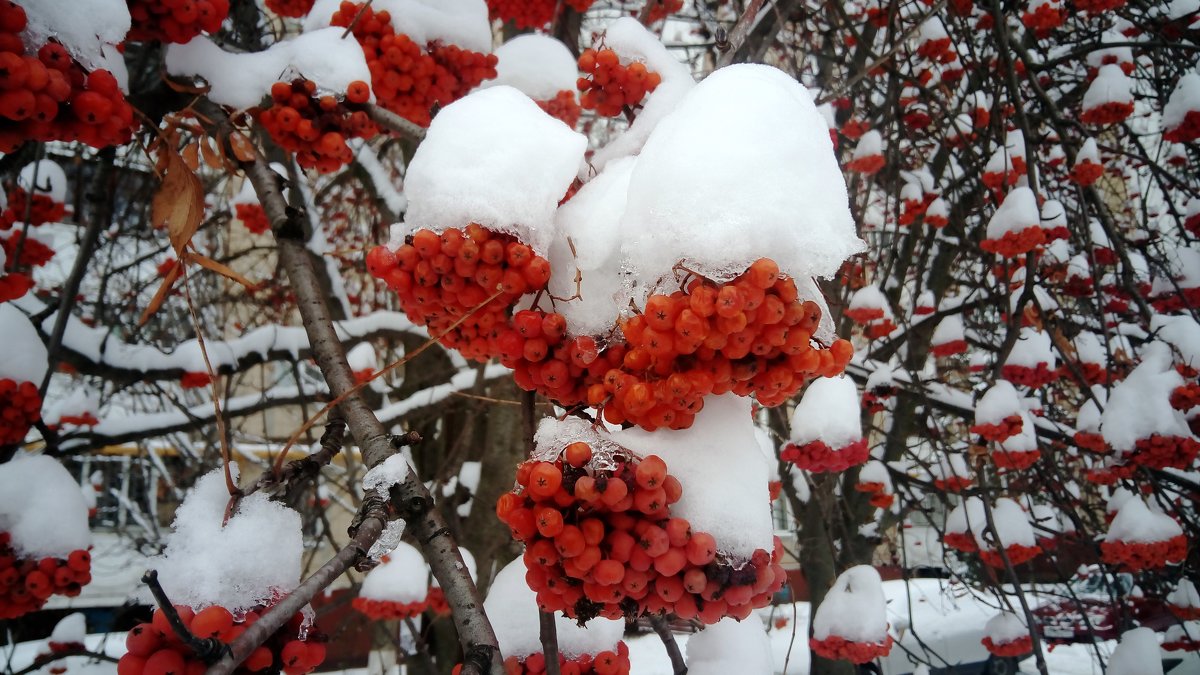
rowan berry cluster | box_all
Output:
[0,268,31,302]
[366,225,553,362]
[235,203,270,235]
[0,534,90,619]
[809,634,895,664]
[536,90,582,128]
[969,414,1023,443]
[497,645,631,675]
[0,3,136,152]
[351,596,428,620]
[980,227,1046,259]
[127,0,230,44]
[263,0,315,18]
[1080,100,1134,126]
[643,0,683,23]
[118,605,326,675]
[485,0,595,29]
[982,635,1032,658]
[498,445,784,625]
[929,339,968,358]
[978,542,1041,568]
[2,230,54,269]
[1068,159,1104,186]
[1164,109,1200,143]
[844,153,885,175]
[1171,383,1200,412]
[180,372,212,389]
[853,481,894,509]
[331,2,497,128]
[1100,534,1187,571]
[2,186,67,227]
[0,378,40,446]
[990,448,1041,471]
[780,438,869,473]
[942,531,977,553]
[1073,431,1108,453]
[257,78,376,174]
[1020,2,1064,35]
[576,49,662,118]
[1125,434,1200,471]
[999,363,1058,388]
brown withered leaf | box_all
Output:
[199,136,223,170]
[185,251,256,291]
[152,146,205,255]
[162,73,211,95]
[181,142,200,172]
[228,131,257,163]
[138,260,183,326]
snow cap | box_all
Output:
[0,455,91,557]
[812,565,889,643]
[788,376,863,447]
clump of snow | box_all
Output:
[0,304,48,385]
[975,380,1022,425]
[165,28,374,109]
[933,454,971,486]
[399,86,586,256]
[619,63,863,289]
[1100,342,1191,452]
[1151,314,1200,368]
[984,612,1028,644]
[946,497,985,537]
[303,0,492,54]
[1076,387,1107,433]
[15,0,129,71]
[686,617,773,675]
[986,187,1039,238]
[1083,65,1134,110]
[17,160,68,204]
[48,613,87,646]
[854,130,883,160]
[1106,486,1134,516]
[848,285,891,318]
[998,411,1038,453]
[151,464,303,611]
[362,453,412,499]
[0,455,91,557]
[485,559,624,660]
[979,498,1036,549]
[1076,137,1100,164]
[44,387,101,426]
[360,542,428,603]
[1005,328,1055,369]
[611,394,773,557]
[788,377,862,447]
[812,565,889,643]
[346,343,377,373]
[931,316,964,347]
[1168,579,1199,611]
[480,35,577,101]
[1105,498,1182,544]
[1107,628,1163,675]
[1163,72,1200,132]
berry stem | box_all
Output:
[141,569,230,664]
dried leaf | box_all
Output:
[186,251,257,291]
[228,131,257,163]
[152,146,205,255]
[200,136,223,170]
[181,142,200,172]
[162,73,210,95]
[138,261,183,326]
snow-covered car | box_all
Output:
[1032,570,1176,644]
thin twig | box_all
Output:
[715,0,767,68]
[649,615,687,675]
[143,570,231,663]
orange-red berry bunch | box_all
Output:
[1000,363,1057,388]
[1165,109,1200,143]
[1073,430,1108,453]
[576,49,662,117]
[366,225,553,363]
[0,533,90,619]
[982,635,1032,658]
[351,595,428,620]
[0,4,136,152]
[1125,434,1200,471]
[942,531,977,553]
[1069,159,1104,186]
[118,605,326,675]
[990,448,1041,471]
[1100,534,1187,571]
[235,203,270,235]
[853,481,894,509]
[331,2,498,128]
[589,262,854,430]
[2,187,66,227]
[643,0,684,23]
[810,634,895,665]
[498,443,785,625]
[969,414,1023,443]
[485,0,595,29]
[0,378,41,446]
[425,586,449,615]
[1171,383,1200,412]
[454,645,631,675]
[0,268,32,301]
[127,0,230,43]
[537,90,582,128]
[263,0,315,18]
[2,230,54,269]
[180,372,211,389]
[257,78,377,174]
[780,438,868,473]
[980,227,1046,259]
[977,543,1041,568]
[1020,2,1065,35]
[1080,99,1134,126]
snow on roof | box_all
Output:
[399,85,586,256]
[0,454,91,557]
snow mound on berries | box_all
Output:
[15,0,129,71]
[1005,328,1054,368]
[812,565,888,643]
[1108,628,1163,675]
[1151,314,1200,368]
[620,63,862,288]
[18,161,68,204]
[44,387,101,426]
[984,612,1028,643]
[1101,342,1190,453]
[360,542,427,603]
[362,453,411,498]
[304,0,492,54]
[0,455,91,557]
[788,376,861,447]
[588,17,697,172]
[1106,498,1182,544]
[485,559,624,660]
[686,617,773,675]
[549,156,637,337]
[611,394,773,557]
[400,86,587,256]
[975,380,1021,424]
[986,187,1039,239]
[482,35,577,101]
[1164,73,1200,132]
[151,464,303,611]
[1084,64,1134,110]
[0,304,48,384]
[49,612,87,645]
[165,28,373,109]
[983,498,1037,548]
